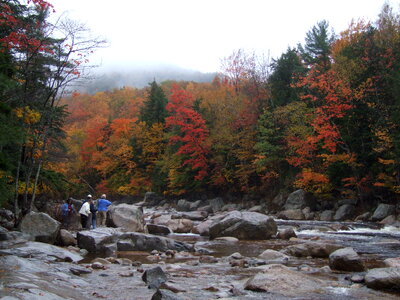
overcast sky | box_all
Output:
[50,0,399,73]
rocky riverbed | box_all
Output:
[1,190,400,299]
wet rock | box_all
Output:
[277,209,305,220]
[350,274,365,283]
[153,214,172,226]
[355,212,371,221]
[221,203,238,212]
[244,264,327,296]
[283,242,342,258]
[329,247,366,272]
[117,239,136,251]
[214,236,239,242]
[103,243,117,256]
[384,257,400,267]
[192,219,213,236]
[0,208,14,230]
[209,211,277,240]
[59,229,76,246]
[277,227,297,239]
[320,210,335,221]
[151,289,185,300]
[77,227,121,252]
[334,204,355,221]
[258,249,290,264]
[371,204,396,222]
[172,211,208,221]
[20,211,60,244]
[119,271,134,277]
[284,189,314,210]
[199,255,218,263]
[0,241,83,262]
[167,219,193,233]
[70,265,93,275]
[142,266,167,289]
[160,282,187,293]
[379,215,397,225]
[229,252,243,259]
[365,267,400,290]
[189,200,204,211]
[91,257,110,265]
[147,224,172,235]
[248,205,264,213]
[176,199,191,211]
[209,197,224,213]
[91,262,105,269]
[108,203,145,232]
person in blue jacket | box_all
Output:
[97,194,112,227]
[61,198,75,229]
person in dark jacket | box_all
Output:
[61,198,75,229]
[89,199,97,229]
[97,194,112,227]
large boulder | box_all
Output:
[329,247,366,272]
[283,242,342,258]
[284,189,313,210]
[365,267,400,290]
[58,229,77,246]
[244,264,328,297]
[209,197,224,213]
[176,199,191,211]
[0,208,14,230]
[333,204,355,221]
[77,227,193,253]
[108,203,145,232]
[277,209,305,220]
[166,218,193,233]
[209,211,277,240]
[258,249,290,264]
[192,219,213,236]
[319,210,335,221]
[0,241,83,262]
[371,204,396,222]
[20,211,60,244]
[142,266,167,289]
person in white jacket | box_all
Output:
[79,194,92,229]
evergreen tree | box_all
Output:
[139,80,168,126]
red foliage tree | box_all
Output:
[166,84,209,181]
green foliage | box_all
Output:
[139,80,168,126]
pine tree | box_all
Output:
[139,80,168,126]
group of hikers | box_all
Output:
[61,194,112,230]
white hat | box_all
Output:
[87,194,92,198]
[101,194,106,199]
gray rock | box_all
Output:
[334,204,355,221]
[277,209,305,220]
[142,266,167,289]
[371,204,396,221]
[20,211,60,244]
[277,227,297,240]
[338,199,358,206]
[167,218,193,233]
[365,267,400,290]
[258,249,290,264]
[152,214,172,226]
[176,199,191,211]
[380,215,397,225]
[151,289,184,300]
[146,224,172,235]
[284,242,342,258]
[192,219,213,236]
[108,203,145,232]
[319,210,335,221]
[284,189,313,210]
[355,212,371,222]
[116,239,136,251]
[70,265,93,275]
[0,241,83,262]
[209,211,277,240]
[329,247,366,272]
[59,229,76,246]
[189,200,204,211]
[0,208,14,230]
[244,264,327,296]
[384,257,400,267]
[171,211,208,221]
[77,228,193,253]
[271,193,287,210]
[209,197,224,213]
[248,205,264,213]
[221,204,238,212]
[197,205,213,213]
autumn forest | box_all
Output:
[2,1,400,220]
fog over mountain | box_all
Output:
[75,65,217,94]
